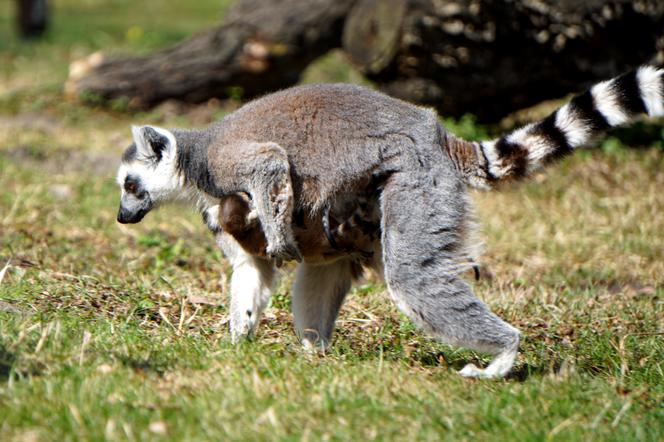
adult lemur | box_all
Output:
[116,66,663,378]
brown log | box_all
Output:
[344,0,664,121]
[68,0,663,122]
[16,0,48,39]
[342,0,408,74]
[66,0,356,108]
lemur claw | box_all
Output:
[267,242,302,265]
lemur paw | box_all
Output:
[266,241,302,265]
[301,338,328,355]
[458,363,486,378]
[230,315,255,344]
[458,363,506,379]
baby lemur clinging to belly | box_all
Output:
[215,188,380,265]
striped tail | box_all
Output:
[451,66,664,189]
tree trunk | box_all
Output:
[16,0,48,39]
[66,0,356,108]
[67,0,664,122]
[344,0,664,121]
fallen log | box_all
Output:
[67,0,664,122]
[66,0,355,108]
[343,0,664,121]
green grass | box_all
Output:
[1,2,663,441]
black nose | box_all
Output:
[117,208,131,224]
[117,197,152,224]
[117,207,143,224]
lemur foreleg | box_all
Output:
[216,232,276,342]
[230,142,302,265]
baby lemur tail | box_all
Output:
[447,66,664,190]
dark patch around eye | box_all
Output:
[124,175,141,193]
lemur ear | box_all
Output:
[131,125,176,162]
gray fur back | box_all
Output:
[203,84,447,210]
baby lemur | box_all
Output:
[116,66,663,378]
[214,192,378,264]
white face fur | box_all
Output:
[116,125,182,223]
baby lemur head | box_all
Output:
[116,125,181,224]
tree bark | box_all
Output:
[16,0,48,39]
[67,0,664,122]
[66,0,356,108]
[344,0,664,121]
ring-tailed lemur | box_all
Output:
[116,66,663,378]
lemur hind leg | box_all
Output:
[216,232,276,343]
[380,168,519,379]
[291,259,355,351]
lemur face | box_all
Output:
[116,126,179,224]
[117,168,153,223]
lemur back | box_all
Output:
[175,66,663,216]
[180,82,443,212]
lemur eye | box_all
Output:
[124,181,137,193]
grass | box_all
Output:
[0,1,663,441]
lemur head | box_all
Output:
[116,125,180,224]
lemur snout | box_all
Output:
[117,204,150,224]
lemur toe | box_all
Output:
[458,363,486,378]
[267,242,302,265]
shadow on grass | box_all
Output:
[0,341,45,381]
[114,354,172,376]
[0,343,17,381]
[504,363,554,382]
[610,121,664,148]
